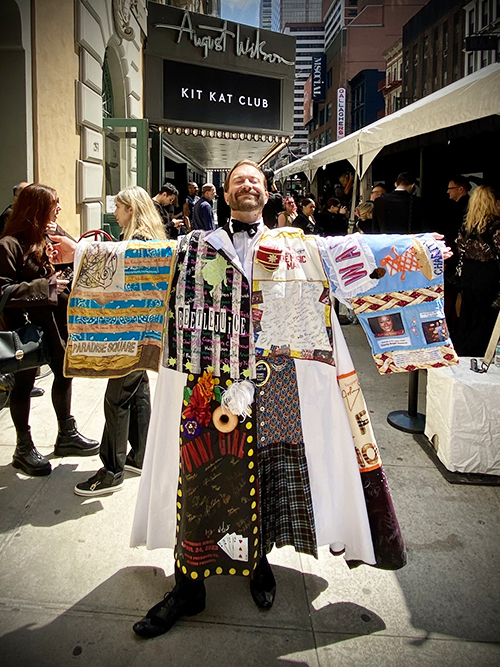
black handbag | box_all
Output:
[0,285,50,373]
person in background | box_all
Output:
[182,181,199,222]
[74,186,166,496]
[372,172,423,233]
[316,198,348,236]
[0,182,29,235]
[152,183,185,239]
[452,185,500,357]
[355,201,374,234]
[191,183,216,231]
[277,195,297,227]
[261,168,284,229]
[0,184,99,477]
[442,175,471,323]
[294,197,317,234]
[216,186,231,227]
[370,184,387,201]
[339,171,354,209]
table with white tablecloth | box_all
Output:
[425,359,500,475]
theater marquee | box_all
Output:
[164,60,281,131]
[146,3,295,136]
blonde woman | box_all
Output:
[75,186,166,496]
[355,201,374,233]
[277,196,297,227]
[453,185,500,356]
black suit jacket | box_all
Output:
[373,190,423,233]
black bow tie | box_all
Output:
[230,219,260,237]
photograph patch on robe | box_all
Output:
[64,240,176,378]
[324,234,459,374]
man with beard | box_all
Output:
[130,160,407,638]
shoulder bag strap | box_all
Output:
[0,284,16,315]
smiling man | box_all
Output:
[130,160,407,639]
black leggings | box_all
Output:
[9,362,72,434]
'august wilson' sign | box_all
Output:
[155,10,294,66]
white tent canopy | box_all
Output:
[275,63,500,183]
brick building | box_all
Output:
[307,0,427,151]
[402,0,468,107]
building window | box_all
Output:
[412,45,418,99]
[482,0,489,28]
[423,35,428,96]
[319,108,325,127]
[442,21,448,86]
[468,8,475,36]
[102,53,114,119]
[432,28,439,88]
[326,68,332,89]
[326,102,332,122]
[325,128,332,145]
[467,51,475,75]
[404,51,410,99]
[453,12,460,82]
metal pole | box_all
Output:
[387,370,425,434]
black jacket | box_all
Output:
[0,234,67,364]
[373,190,423,233]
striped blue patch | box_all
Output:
[69,298,165,309]
[69,314,164,325]
[69,330,163,342]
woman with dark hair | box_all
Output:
[294,197,317,234]
[0,184,98,476]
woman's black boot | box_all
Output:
[12,429,51,476]
[54,417,99,457]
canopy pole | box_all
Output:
[348,143,360,234]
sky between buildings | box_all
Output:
[221,0,260,27]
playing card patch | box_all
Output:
[217,533,249,561]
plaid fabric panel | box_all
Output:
[255,356,317,557]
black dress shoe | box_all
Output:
[30,387,45,398]
[133,586,206,638]
[250,555,276,610]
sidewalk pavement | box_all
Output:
[0,325,498,667]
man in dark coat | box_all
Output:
[191,183,216,231]
[372,172,423,233]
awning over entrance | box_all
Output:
[159,128,290,171]
[275,63,500,182]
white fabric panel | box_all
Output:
[130,366,187,549]
[295,359,376,564]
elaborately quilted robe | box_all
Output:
[132,227,458,579]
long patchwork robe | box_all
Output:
[130,226,417,580]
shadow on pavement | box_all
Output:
[0,565,386,667]
[0,462,104,535]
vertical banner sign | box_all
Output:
[312,54,326,102]
[337,88,346,141]
[303,75,313,127]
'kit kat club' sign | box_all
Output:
[164,60,281,130]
